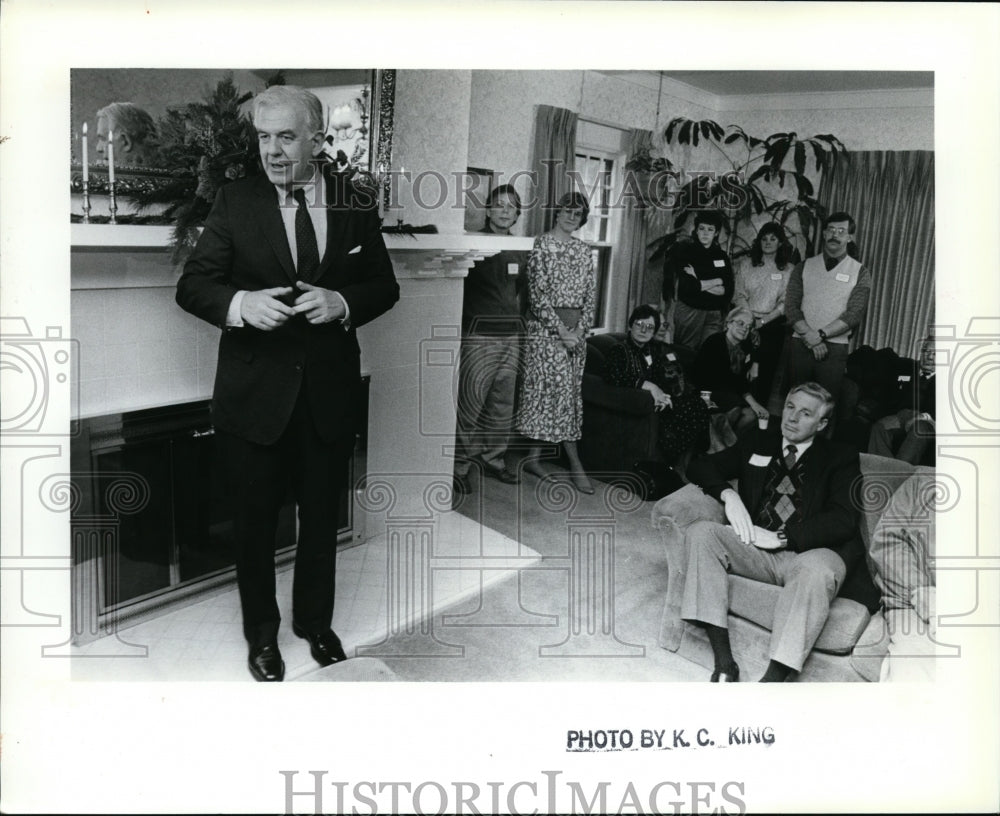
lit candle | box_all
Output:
[107,128,115,185]
[81,121,88,185]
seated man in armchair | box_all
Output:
[681,382,880,682]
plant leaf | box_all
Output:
[664,116,685,143]
[679,119,692,145]
[769,139,791,171]
[793,172,814,197]
[794,142,806,176]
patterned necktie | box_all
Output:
[293,187,320,280]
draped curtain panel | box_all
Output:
[525,105,579,236]
[622,128,654,318]
[819,150,935,356]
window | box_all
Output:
[574,151,615,244]
[574,145,623,330]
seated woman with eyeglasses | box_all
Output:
[694,306,770,434]
[603,304,709,467]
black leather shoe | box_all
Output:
[293,622,348,666]
[248,643,285,682]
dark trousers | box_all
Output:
[751,317,787,404]
[786,337,849,397]
[217,391,351,648]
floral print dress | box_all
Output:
[517,234,595,443]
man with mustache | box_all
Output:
[784,212,872,428]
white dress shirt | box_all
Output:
[226,179,350,326]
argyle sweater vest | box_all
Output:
[754,448,805,532]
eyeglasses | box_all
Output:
[633,321,656,331]
[729,320,752,329]
[824,226,851,237]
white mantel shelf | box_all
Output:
[71,224,533,280]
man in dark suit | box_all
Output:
[681,382,879,682]
[176,85,399,681]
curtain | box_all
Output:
[622,128,654,318]
[818,151,935,356]
[524,105,578,236]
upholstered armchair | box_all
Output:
[651,453,937,682]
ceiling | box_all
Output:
[658,70,934,96]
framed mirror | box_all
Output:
[70,68,396,225]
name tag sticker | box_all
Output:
[714,259,726,267]
[898,374,912,382]
[749,454,772,467]
[666,352,676,361]
[507,263,519,275]
[770,273,782,280]
[835,272,851,282]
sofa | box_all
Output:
[579,333,668,475]
[652,452,937,682]
[580,332,731,477]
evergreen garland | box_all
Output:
[132,73,259,264]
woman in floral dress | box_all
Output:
[517,192,596,493]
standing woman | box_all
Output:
[663,210,734,355]
[518,192,596,493]
[733,222,795,404]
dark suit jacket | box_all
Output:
[688,425,881,611]
[176,168,400,447]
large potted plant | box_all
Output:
[627,117,848,294]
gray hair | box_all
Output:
[787,381,836,418]
[251,85,324,134]
[97,102,157,143]
[725,306,754,326]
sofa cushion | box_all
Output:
[584,332,626,379]
[727,575,872,655]
[856,454,919,548]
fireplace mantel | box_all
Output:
[71,224,533,280]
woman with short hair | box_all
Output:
[694,306,770,433]
[663,210,734,354]
[518,192,596,493]
[604,304,710,467]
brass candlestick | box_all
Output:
[108,180,118,225]
[81,180,92,224]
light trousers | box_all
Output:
[681,520,846,671]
